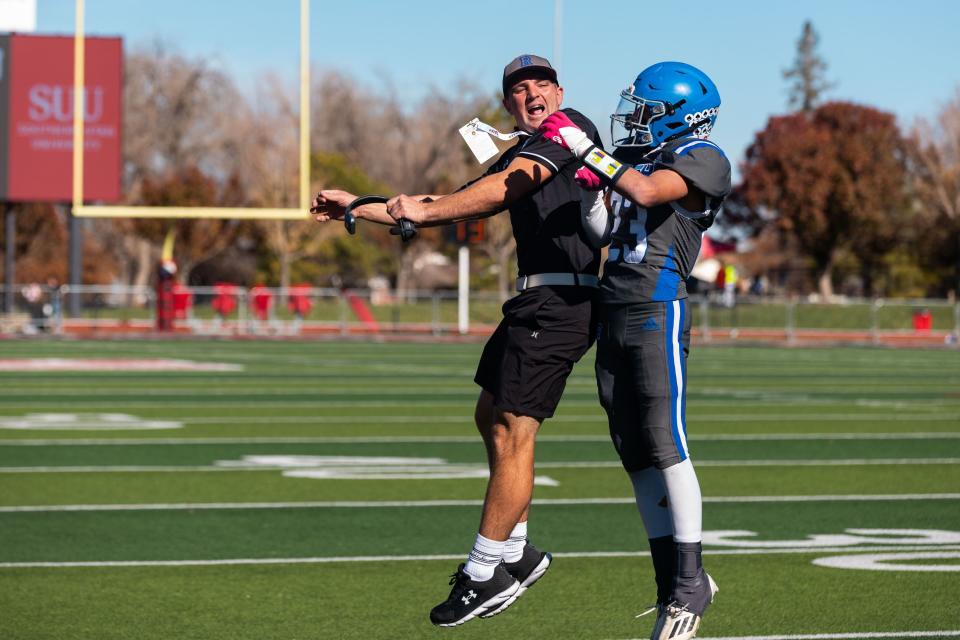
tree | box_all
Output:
[0,204,115,286]
[108,45,252,289]
[137,167,243,283]
[734,102,910,298]
[783,21,834,113]
[124,44,248,190]
[909,88,960,296]
[310,71,512,292]
[310,71,491,195]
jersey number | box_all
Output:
[609,192,648,264]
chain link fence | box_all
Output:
[1,283,958,345]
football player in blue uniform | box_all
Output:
[539,61,731,640]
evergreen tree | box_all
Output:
[783,21,834,113]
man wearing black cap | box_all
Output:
[310,54,605,627]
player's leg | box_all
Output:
[629,467,676,606]
[597,302,675,608]
[649,299,715,640]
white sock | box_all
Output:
[502,521,528,563]
[463,533,505,581]
[628,467,673,539]
[661,458,703,543]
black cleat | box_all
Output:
[480,542,552,617]
[429,563,520,627]
[651,571,718,640]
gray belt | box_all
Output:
[515,273,600,292]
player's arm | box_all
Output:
[386,156,553,226]
[616,168,705,211]
[538,111,704,210]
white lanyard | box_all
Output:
[472,119,529,141]
[458,117,530,164]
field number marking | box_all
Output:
[813,551,960,572]
[0,413,183,431]
[216,455,560,486]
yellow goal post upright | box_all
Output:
[71,0,312,221]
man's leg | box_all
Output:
[478,408,540,540]
[429,395,544,626]
[432,289,584,626]
[474,390,531,563]
[474,394,552,616]
[463,393,539,580]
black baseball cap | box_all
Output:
[502,54,558,94]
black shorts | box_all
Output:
[474,286,595,420]
[595,299,692,471]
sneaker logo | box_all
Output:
[461,589,477,605]
[668,612,696,638]
[531,330,540,339]
[641,317,659,331]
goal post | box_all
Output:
[71,0,312,221]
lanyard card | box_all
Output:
[459,118,500,164]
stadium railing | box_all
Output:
[1,284,958,346]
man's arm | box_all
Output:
[311,190,442,226]
[387,156,553,225]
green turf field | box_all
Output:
[0,339,958,640]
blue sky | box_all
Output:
[37,0,960,180]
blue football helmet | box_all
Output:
[611,61,721,149]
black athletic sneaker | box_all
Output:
[429,563,520,627]
[480,542,552,618]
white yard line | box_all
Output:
[1,431,959,446]
[3,545,960,569]
[0,399,954,410]
[1,493,957,513]
[1,458,958,473]
[162,414,960,424]
[690,632,960,640]
[688,458,960,467]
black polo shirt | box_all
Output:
[463,108,603,278]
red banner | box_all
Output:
[2,34,122,202]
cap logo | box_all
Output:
[519,55,533,67]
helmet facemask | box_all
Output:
[610,86,666,148]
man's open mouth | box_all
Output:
[527,104,546,116]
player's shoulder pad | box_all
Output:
[655,137,731,198]
[560,108,603,147]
